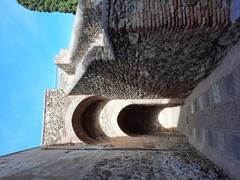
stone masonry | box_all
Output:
[1,0,240,179]
[62,0,240,99]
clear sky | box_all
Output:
[0,0,74,156]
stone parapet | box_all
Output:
[56,0,103,75]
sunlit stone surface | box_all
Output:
[3,0,240,179]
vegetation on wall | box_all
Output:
[16,0,78,14]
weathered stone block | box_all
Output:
[216,131,225,152]
[233,64,240,95]
[42,90,67,146]
[230,134,240,161]
[224,133,240,161]
[207,89,215,107]
[212,83,221,104]
[198,96,204,111]
[225,74,236,98]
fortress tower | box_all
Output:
[1,0,240,179]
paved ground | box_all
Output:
[82,145,229,180]
[0,143,229,180]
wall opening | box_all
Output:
[117,105,175,136]
[81,100,109,142]
[71,96,110,144]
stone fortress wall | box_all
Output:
[42,91,183,145]
[42,39,240,179]
[40,0,240,179]
[1,0,240,179]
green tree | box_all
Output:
[16,0,78,14]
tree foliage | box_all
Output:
[16,0,78,14]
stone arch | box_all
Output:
[65,95,110,144]
[100,99,183,138]
[117,104,167,136]
[65,97,183,144]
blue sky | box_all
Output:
[0,0,74,156]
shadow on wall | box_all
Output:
[117,105,181,136]
[71,96,183,144]
[71,96,110,144]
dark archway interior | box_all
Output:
[81,100,109,142]
[117,105,171,136]
[72,97,109,144]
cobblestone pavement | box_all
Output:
[0,143,229,180]
[82,144,229,180]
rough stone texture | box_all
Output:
[82,148,228,180]
[64,0,240,99]
[108,0,231,32]
[55,1,103,74]
[42,90,73,146]
[177,41,240,179]
[38,1,240,179]
[0,145,229,179]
